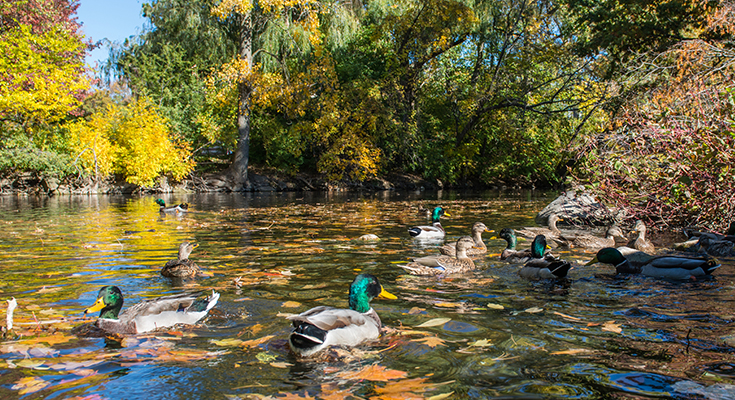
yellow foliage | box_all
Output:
[68,98,194,187]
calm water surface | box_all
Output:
[0,191,733,399]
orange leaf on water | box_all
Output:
[240,335,275,348]
[411,336,446,348]
[335,363,408,382]
[12,376,49,395]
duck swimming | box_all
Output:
[408,206,449,239]
[518,235,572,279]
[156,199,189,214]
[161,242,202,278]
[439,222,492,256]
[402,236,477,276]
[83,286,219,335]
[586,247,721,280]
[287,274,396,358]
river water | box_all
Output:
[0,191,733,399]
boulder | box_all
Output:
[535,188,616,227]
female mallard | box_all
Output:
[626,220,655,253]
[559,225,627,250]
[408,206,450,239]
[287,274,396,358]
[499,229,548,263]
[83,286,220,335]
[516,214,563,242]
[439,222,492,256]
[517,235,572,279]
[401,236,476,275]
[156,198,189,214]
[161,242,202,278]
[586,247,721,280]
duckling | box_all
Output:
[439,222,492,256]
[287,274,396,358]
[402,236,476,275]
[558,225,627,250]
[516,214,563,242]
[161,242,202,278]
[586,247,721,280]
[156,198,189,214]
[83,286,219,335]
[408,206,450,239]
[626,220,655,253]
[518,235,572,279]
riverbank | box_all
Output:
[0,166,535,195]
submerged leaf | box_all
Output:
[335,363,408,382]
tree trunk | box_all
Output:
[226,12,253,191]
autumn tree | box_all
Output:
[0,0,90,156]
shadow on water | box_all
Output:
[0,191,733,399]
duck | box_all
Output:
[417,204,432,219]
[401,236,477,276]
[156,198,189,214]
[626,220,655,253]
[408,206,450,239]
[498,229,543,263]
[586,247,721,280]
[83,286,220,335]
[558,225,627,250]
[518,235,572,279]
[439,222,492,256]
[692,234,735,257]
[515,214,563,242]
[161,242,202,278]
[287,274,396,358]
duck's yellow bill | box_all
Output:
[378,286,397,300]
[584,256,599,266]
[84,297,105,314]
[444,211,451,217]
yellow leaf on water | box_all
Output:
[270,362,294,368]
[12,376,49,395]
[552,311,582,321]
[486,303,505,310]
[427,392,455,400]
[415,318,451,328]
[434,301,462,308]
[211,338,243,347]
[411,336,447,348]
[524,307,544,314]
[601,321,622,334]
[281,301,302,308]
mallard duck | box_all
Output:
[439,222,492,256]
[287,274,396,358]
[401,236,476,275]
[516,214,563,242]
[408,206,450,239]
[692,234,735,257]
[518,235,572,279]
[417,204,432,219]
[586,247,721,280]
[558,225,627,250]
[627,220,655,253]
[616,246,656,266]
[156,198,189,213]
[498,229,544,263]
[83,286,220,335]
[161,242,202,278]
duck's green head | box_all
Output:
[586,247,626,266]
[530,235,549,258]
[348,274,397,313]
[155,199,166,207]
[431,207,449,223]
[84,286,123,319]
[498,228,517,249]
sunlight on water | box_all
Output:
[0,191,732,399]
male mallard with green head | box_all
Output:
[586,247,720,280]
[408,206,450,239]
[499,228,545,263]
[156,198,189,214]
[161,242,202,278]
[440,222,492,256]
[518,235,572,279]
[287,274,396,358]
[83,286,219,335]
[402,236,477,275]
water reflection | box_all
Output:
[0,191,732,399]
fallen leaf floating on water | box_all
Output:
[281,301,302,308]
[524,307,544,314]
[240,335,275,348]
[411,336,447,348]
[373,377,455,399]
[335,363,408,382]
[550,349,592,355]
[407,307,426,315]
[415,318,452,328]
[486,303,505,310]
[12,376,49,395]
[552,311,582,321]
[601,321,622,334]
[211,338,243,347]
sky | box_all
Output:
[76,0,148,68]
